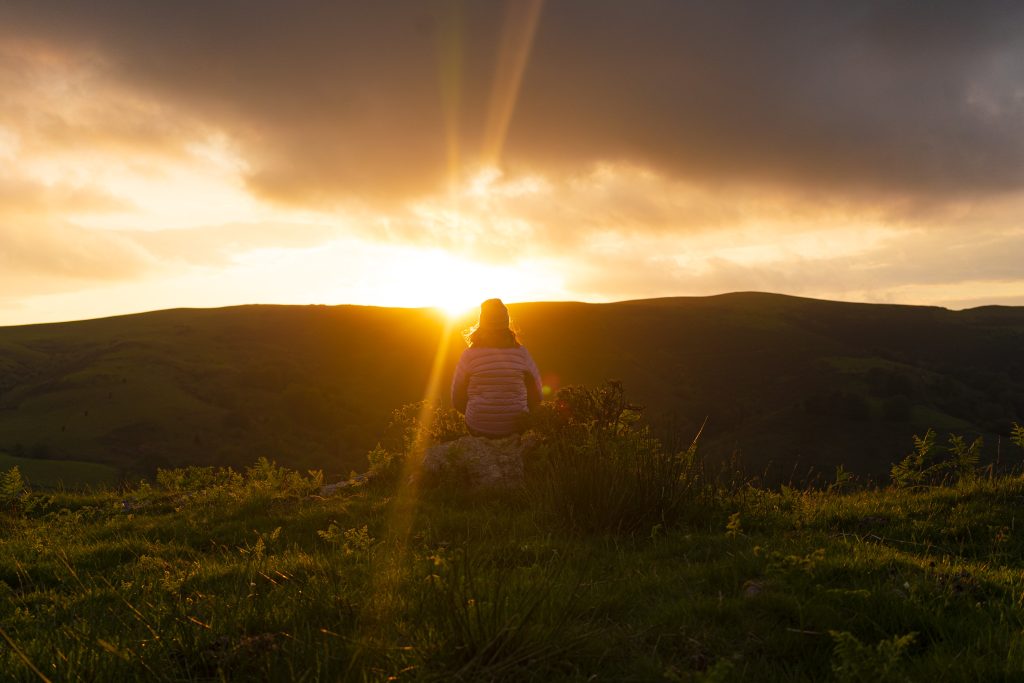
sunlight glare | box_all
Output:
[356,248,559,318]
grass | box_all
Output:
[0,453,119,490]
[3,456,1024,680]
[2,386,1022,680]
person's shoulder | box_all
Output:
[460,345,499,361]
[465,345,527,360]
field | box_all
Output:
[2,392,1024,681]
[1,294,1023,485]
[0,454,119,490]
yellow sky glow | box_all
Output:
[2,9,1024,328]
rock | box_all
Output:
[420,434,534,491]
[742,580,765,598]
[320,472,372,496]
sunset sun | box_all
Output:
[347,247,561,320]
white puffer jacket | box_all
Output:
[451,345,543,437]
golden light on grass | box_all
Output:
[388,315,456,542]
[362,302,458,634]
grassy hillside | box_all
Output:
[0,305,455,479]
[2,434,1024,681]
[517,294,1024,482]
[0,453,118,490]
[1,293,1022,482]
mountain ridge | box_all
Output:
[1,292,1021,483]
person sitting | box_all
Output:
[451,299,543,438]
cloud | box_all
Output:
[1,219,342,278]
[123,222,344,266]
[2,1,1022,208]
[360,161,985,263]
[557,222,1024,308]
[0,221,151,290]
[0,177,129,217]
[1,2,1023,322]
[0,37,206,166]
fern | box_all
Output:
[725,512,742,538]
[891,429,983,488]
[0,466,27,507]
[891,429,940,488]
[1012,422,1024,451]
[947,434,982,483]
[829,464,855,493]
[830,630,916,682]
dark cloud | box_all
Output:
[3,1,1022,207]
[513,1,1024,197]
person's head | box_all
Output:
[465,298,520,348]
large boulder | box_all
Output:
[420,434,534,491]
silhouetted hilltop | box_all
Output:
[1,293,1022,482]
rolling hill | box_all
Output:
[1,292,1022,484]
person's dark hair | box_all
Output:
[464,299,521,348]
[467,326,520,348]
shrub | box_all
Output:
[532,379,643,435]
[245,457,322,498]
[156,465,243,494]
[370,401,468,486]
[829,630,916,683]
[153,459,322,510]
[529,382,704,533]
[366,443,399,480]
[381,401,468,457]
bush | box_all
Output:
[244,457,323,498]
[830,630,916,683]
[156,465,243,493]
[529,382,705,533]
[366,443,398,480]
[381,401,468,457]
[371,401,468,485]
[151,459,322,510]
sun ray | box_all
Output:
[386,313,456,546]
[359,2,547,632]
[482,0,545,168]
[357,311,458,643]
[435,0,464,197]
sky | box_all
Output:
[1,0,1023,325]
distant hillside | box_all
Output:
[1,293,1022,482]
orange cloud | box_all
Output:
[1,3,1024,323]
